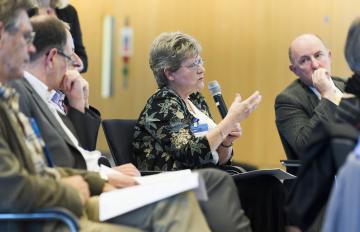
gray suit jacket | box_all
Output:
[10,78,87,169]
[275,77,346,160]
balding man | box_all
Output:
[275,34,346,160]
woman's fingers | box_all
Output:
[227,91,261,124]
[229,131,242,137]
[243,91,261,113]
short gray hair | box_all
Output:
[345,17,360,75]
[0,0,34,32]
[149,32,201,88]
[34,0,56,8]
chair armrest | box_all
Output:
[0,208,79,232]
[280,159,301,167]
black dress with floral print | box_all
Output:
[132,86,219,171]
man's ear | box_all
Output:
[45,48,57,69]
[0,22,5,44]
[328,50,332,59]
[164,68,174,81]
[289,64,296,74]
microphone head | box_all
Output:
[208,80,221,96]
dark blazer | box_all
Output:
[275,77,346,160]
[286,97,360,230]
[9,78,99,169]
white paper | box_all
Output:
[133,169,191,184]
[99,167,207,221]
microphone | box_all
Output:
[208,80,228,119]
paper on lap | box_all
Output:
[99,165,207,221]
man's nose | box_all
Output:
[198,64,205,73]
[310,57,320,69]
[28,42,36,54]
[73,52,84,72]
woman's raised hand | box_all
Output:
[227,91,262,123]
[207,91,261,152]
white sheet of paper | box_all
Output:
[133,169,191,184]
[99,167,207,221]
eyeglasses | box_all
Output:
[6,27,36,45]
[57,50,76,67]
[24,31,36,44]
[182,57,204,70]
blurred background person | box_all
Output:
[321,18,360,230]
[34,0,88,73]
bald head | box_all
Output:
[288,34,332,86]
[289,34,327,64]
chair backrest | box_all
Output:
[102,119,137,165]
[278,133,299,160]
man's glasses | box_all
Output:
[57,50,76,67]
[24,31,36,44]
[183,57,204,70]
[6,26,36,45]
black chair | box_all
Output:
[277,133,302,176]
[102,119,137,165]
[102,119,161,176]
[280,159,301,175]
[0,208,79,232]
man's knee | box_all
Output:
[197,168,235,188]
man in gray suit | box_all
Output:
[275,34,346,160]
[10,14,102,170]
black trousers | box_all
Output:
[233,174,287,232]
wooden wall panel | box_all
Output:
[71,0,360,168]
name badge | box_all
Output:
[191,123,209,134]
[190,124,209,137]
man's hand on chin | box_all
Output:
[312,68,342,105]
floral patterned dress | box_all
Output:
[132,87,220,171]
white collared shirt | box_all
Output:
[24,71,52,102]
